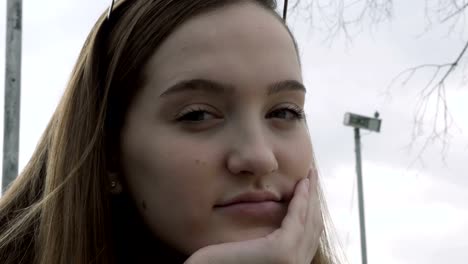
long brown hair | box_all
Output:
[0,0,340,263]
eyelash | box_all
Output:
[175,106,220,122]
[175,105,305,122]
[267,105,305,120]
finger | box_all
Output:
[280,173,310,233]
[302,170,323,257]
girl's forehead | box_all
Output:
[142,3,301,91]
[164,6,291,53]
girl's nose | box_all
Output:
[225,128,278,177]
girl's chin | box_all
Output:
[203,225,277,246]
[181,225,279,255]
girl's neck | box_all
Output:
[111,193,188,263]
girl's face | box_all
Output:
[120,2,313,255]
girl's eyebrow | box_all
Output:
[159,79,306,98]
[267,80,306,95]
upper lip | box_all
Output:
[215,191,282,207]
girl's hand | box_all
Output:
[184,170,323,264]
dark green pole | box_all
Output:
[354,128,368,264]
[3,0,22,194]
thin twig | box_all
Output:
[388,38,468,163]
[441,2,468,23]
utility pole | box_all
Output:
[354,127,368,264]
[3,0,22,194]
[344,112,382,264]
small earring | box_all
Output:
[109,180,122,194]
[107,172,123,194]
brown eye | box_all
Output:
[267,106,305,120]
[175,105,221,123]
[177,110,217,122]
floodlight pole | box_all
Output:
[345,112,381,264]
[3,0,22,194]
[354,127,368,264]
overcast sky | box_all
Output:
[1,0,467,263]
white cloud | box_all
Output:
[323,163,468,264]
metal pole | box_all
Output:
[354,128,368,264]
[2,0,22,194]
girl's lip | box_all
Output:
[214,201,287,220]
[214,191,281,207]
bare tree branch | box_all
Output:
[289,0,467,162]
[441,2,468,22]
[388,38,468,163]
[423,0,468,36]
[290,0,393,44]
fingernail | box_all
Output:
[303,178,310,190]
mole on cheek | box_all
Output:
[195,159,206,166]
[142,200,147,210]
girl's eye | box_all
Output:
[267,106,305,120]
[176,109,219,122]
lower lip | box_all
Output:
[215,201,286,220]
